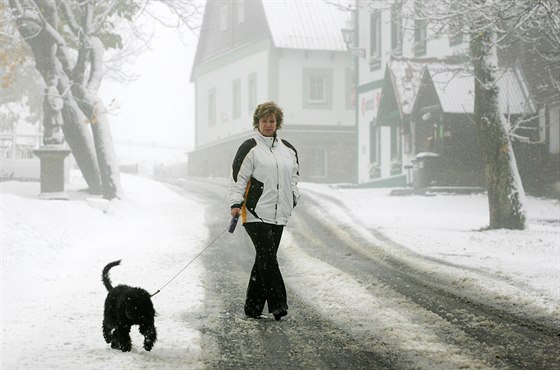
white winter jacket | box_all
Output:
[229,131,300,225]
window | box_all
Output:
[370,119,380,179]
[448,24,462,46]
[345,68,354,109]
[237,0,246,23]
[448,19,463,46]
[309,75,326,103]
[248,73,257,114]
[548,104,560,154]
[309,147,327,178]
[391,4,403,56]
[220,5,228,32]
[232,79,241,119]
[208,89,216,126]
[414,1,427,56]
[369,10,381,70]
[390,125,402,175]
[303,68,332,109]
[448,3,463,46]
[414,23,427,55]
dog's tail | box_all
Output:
[102,260,121,291]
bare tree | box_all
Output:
[6,0,200,199]
[393,0,559,229]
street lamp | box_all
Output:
[341,25,353,49]
[341,17,365,58]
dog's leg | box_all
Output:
[112,325,132,352]
[139,324,157,351]
[102,321,113,344]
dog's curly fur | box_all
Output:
[102,260,157,352]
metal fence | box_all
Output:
[0,133,42,159]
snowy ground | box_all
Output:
[1,173,559,369]
[2,174,208,369]
[298,183,560,319]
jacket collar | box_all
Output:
[255,130,278,148]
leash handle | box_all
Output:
[228,214,239,233]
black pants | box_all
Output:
[243,222,288,316]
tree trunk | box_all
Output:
[79,99,123,199]
[60,98,103,195]
[9,0,122,199]
[471,29,527,230]
[10,0,103,194]
[72,36,123,199]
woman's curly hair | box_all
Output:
[252,101,284,130]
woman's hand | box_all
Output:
[231,207,241,217]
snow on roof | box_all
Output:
[262,0,349,51]
[427,64,534,115]
[387,59,426,115]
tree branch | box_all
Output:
[93,0,119,32]
[56,0,81,36]
[86,36,104,96]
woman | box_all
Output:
[228,101,300,320]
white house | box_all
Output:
[352,0,557,193]
[353,0,471,186]
[188,0,356,183]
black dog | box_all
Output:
[102,260,157,352]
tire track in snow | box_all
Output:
[284,189,560,369]
[282,221,499,369]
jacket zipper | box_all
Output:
[270,137,280,223]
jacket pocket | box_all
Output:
[245,176,264,218]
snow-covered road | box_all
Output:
[174,177,559,369]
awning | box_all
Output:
[377,59,534,126]
[377,60,425,125]
[424,64,534,115]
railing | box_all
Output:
[0,133,42,159]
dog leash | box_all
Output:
[151,215,239,297]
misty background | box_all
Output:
[99,5,197,151]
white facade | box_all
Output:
[194,46,270,148]
[354,0,469,184]
[194,46,353,148]
[189,0,356,183]
[355,2,395,184]
[277,49,353,126]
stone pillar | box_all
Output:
[33,145,72,199]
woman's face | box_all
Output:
[258,114,277,137]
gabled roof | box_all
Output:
[262,0,348,51]
[191,0,349,79]
[378,58,534,125]
[387,59,425,116]
[377,60,425,124]
[425,64,534,115]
